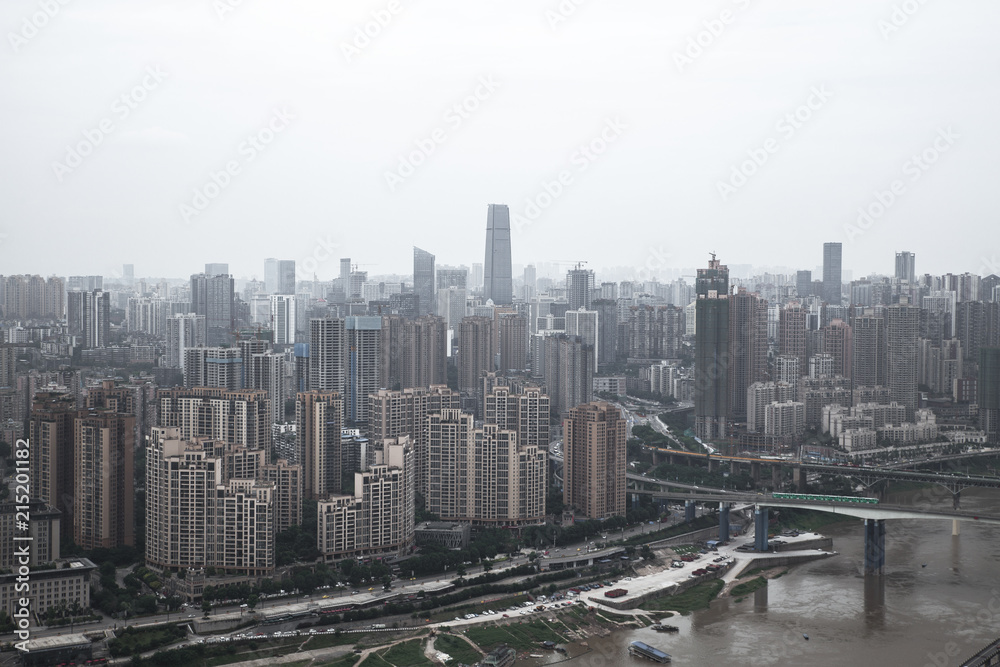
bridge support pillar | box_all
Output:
[792,466,806,493]
[772,465,782,490]
[719,503,730,542]
[754,506,769,552]
[751,462,761,485]
[953,491,961,510]
[685,500,696,523]
[706,457,713,472]
[953,519,960,537]
[864,519,886,576]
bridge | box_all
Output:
[623,479,1000,575]
[961,637,1000,667]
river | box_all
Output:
[526,487,1000,667]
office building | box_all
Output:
[796,270,812,298]
[413,247,436,318]
[895,251,916,283]
[484,204,513,305]
[823,242,843,304]
[563,402,626,520]
[694,255,729,440]
[297,390,344,499]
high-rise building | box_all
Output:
[0,344,15,389]
[694,256,729,440]
[245,351,286,423]
[895,252,916,284]
[563,402,626,520]
[191,272,235,346]
[497,313,528,372]
[822,319,853,380]
[543,334,594,417]
[368,385,460,497]
[296,390,344,499]
[436,286,467,331]
[73,410,135,549]
[458,316,495,393]
[779,303,808,376]
[979,348,1000,444]
[471,263,484,294]
[523,264,537,301]
[566,308,599,370]
[67,289,110,348]
[885,303,920,418]
[483,385,550,451]
[401,316,448,390]
[593,300,618,367]
[183,346,242,389]
[261,459,303,533]
[852,310,887,393]
[4,275,64,319]
[425,409,545,526]
[437,267,468,290]
[270,294,296,345]
[413,247,436,318]
[728,288,768,423]
[158,387,272,453]
[484,204,513,305]
[566,266,594,311]
[264,258,296,294]
[344,316,381,424]
[823,242,843,304]
[29,392,78,540]
[796,270,813,298]
[317,441,415,561]
[309,318,346,394]
[166,314,206,370]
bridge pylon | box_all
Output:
[864,519,886,575]
[754,506,769,552]
[719,502,731,542]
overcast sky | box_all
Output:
[1,0,997,282]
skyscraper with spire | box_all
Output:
[694,254,730,440]
[484,204,513,305]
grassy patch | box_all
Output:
[307,631,372,650]
[378,639,432,667]
[465,620,566,652]
[638,580,724,615]
[435,634,482,664]
[730,577,768,597]
[109,623,187,657]
[317,656,359,667]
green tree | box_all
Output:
[201,600,212,617]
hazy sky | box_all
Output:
[2,0,998,282]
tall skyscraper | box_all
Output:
[563,402,626,520]
[979,348,1000,444]
[344,316,381,424]
[297,390,344,499]
[245,351,286,423]
[543,334,594,417]
[852,310,886,393]
[484,204,513,305]
[458,316,495,393]
[895,251,916,284]
[594,300,619,367]
[694,255,730,440]
[270,294,297,345]
[523,264,537,301]
[497,312,528,372]
[191,272,235,346]
[29,392,78,540]
[265,258,297,294]
[885,303,920,418]
[566,265,594,311]
[166,314,206,370]
[779,303,808,376]
[183,346,243,389]
[67,289,110,348]
[413,247,436,318]
[74,410,135,549]
[727,288,768,423]
[823,242,843,304]
[471,263,484,294]
[205,263,229,276]
[309,318,346,395]
[566,308,599,370]
[796,270,813,298]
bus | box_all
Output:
[772,492,878,505]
